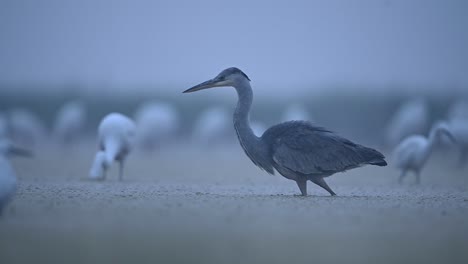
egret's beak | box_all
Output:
[183,78,229,93]
[9,146,32,157]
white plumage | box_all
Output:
[393,122,454,184]
[89,113,136,181]
[52,101,87,144]
[385,99,429,148]
[134,101,179,151]
[0,140,31,215]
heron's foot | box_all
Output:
[293,194,308,197]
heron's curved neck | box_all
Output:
[233,81,256,141]
[232,80,273,173]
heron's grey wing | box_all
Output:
[263,121,384,175]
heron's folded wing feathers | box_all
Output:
[265,121,381,175]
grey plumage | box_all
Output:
[184,67,387,196]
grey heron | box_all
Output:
[89,113,136,181]
[0,139,31,215]
[183,67,387,196]
[393,121,455,184]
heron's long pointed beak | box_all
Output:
[9,146,33,157]
[183,78,229,93]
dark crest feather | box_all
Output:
[222,67,251,81]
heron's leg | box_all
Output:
[398,170,407,184]
[295,179,307,196]
[311,178,336,196]
[118,160,124,181]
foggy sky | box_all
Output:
[0,0,467,93]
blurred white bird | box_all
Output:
[192,107,232,144]
[385,99,429,148]
[134,101,179,151]
[281,104,312,122]
[89,113,136,181]
[0,139,31,215]
[393,121,455,184]
[52,101,87,145]
[7,108,47,147]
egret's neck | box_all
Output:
[233,81,256,141]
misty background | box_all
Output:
[1,0,467,93]
[0,0,467,146]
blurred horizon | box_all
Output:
[1,0,467,94]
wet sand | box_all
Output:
[1,142,467,263]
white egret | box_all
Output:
[393,122,455,184]
[89,113,136,181]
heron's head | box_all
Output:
[183,67,250,93]
[0,139,32,158]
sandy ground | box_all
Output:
[0,141,467,263]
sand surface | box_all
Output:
[1,142,467,263]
